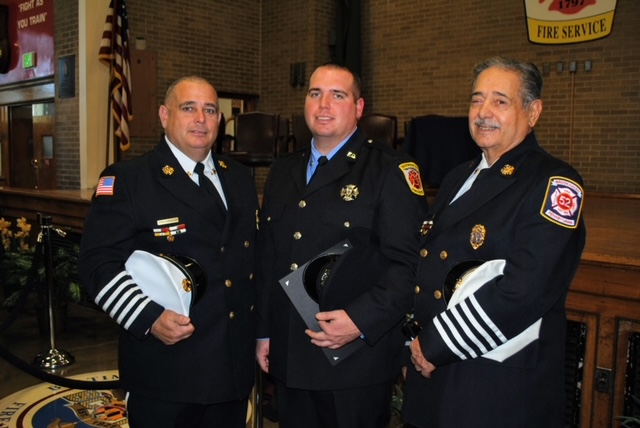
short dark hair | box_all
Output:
[472,57,542,108]
[312,63,363,100]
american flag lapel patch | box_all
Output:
[96,176,116,196]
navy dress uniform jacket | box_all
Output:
[402,133,586,428]
[79,138,259,404]
[256,129,428,390]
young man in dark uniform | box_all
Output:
[79,76,258,428]
[256,64,428,428]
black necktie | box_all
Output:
[194,162,226,210]
[473,168,489,185]
[308,156,328,184]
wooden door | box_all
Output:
[8,104,33,188]
[8,102,56,190]
[31,102,56,189]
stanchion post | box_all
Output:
[253,363,263,428]
[33,214,75,369]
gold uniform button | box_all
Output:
[225,279,232,288]
[293,231,302,240]
[344,222,350,228]
[167,235,175,242]
[229,312,235,319]
[420,248,428,257]
[299,200,306,208]
[440,251,448,260]
[244,240,250,248]
[220,246,225,253]
[267,216,272,222]
[249,273,254,280]
[250,305,255,312]
[415,286,421,294]
[290,263,298,271]
[434,290,443,299]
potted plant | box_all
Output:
[0,216,86,332]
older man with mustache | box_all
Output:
[402,57,586,428]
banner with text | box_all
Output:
[524,0,617,45]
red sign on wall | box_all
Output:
[0,0,55,85]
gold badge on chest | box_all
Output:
[340,184,359,201]
[470,224,486,250]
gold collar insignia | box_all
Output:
[501,164,515,176]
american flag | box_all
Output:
[96,176,116,196]
[99,0,133,152]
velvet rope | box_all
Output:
[0,231,121,391]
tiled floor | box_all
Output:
[0,298,278,427]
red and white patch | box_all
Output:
[399,162,425,196]
[540,176,584,229]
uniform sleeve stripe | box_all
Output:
[442,309,479,358]
[464,298,503,346]
[469,295,508,343]
[102,280,137,316]
[433,316,469,360]
[111,289,144,321]
[94,270,151,330]
[122,296,151,330]
[451,304,490,355]
[435,295,513,361]
[460,300,499,349]
[94,271,129,304]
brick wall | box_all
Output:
[256,0,335,193]
[54,0,80,189]
[260,0,639,194]
[358,0,640,194]
[123,0,262,159]
[54,1,639,194]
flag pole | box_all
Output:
[100,0,132,166]
[105,65,112,169]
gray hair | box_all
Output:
[472,57,543,108]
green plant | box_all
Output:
[0,217,85,310]
[619,395,640,427]
[389,372,406,428]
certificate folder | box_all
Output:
[279,240,364,366]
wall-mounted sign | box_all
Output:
[0,0,54,85]
[524,0,617,45]
[58,54,75,99]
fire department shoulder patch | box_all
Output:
[540,176,584,229]
[399,162,424,196]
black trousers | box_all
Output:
[127,393,248,428]
[275,380,393,428]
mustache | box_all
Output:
[474,119,500,128]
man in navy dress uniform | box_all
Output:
[255,63,428,427]
[79,76,259,428]
[402,57,586,428]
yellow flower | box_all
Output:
[0,217,13,252]
[17,217,31,234]
[0,217,31,253]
